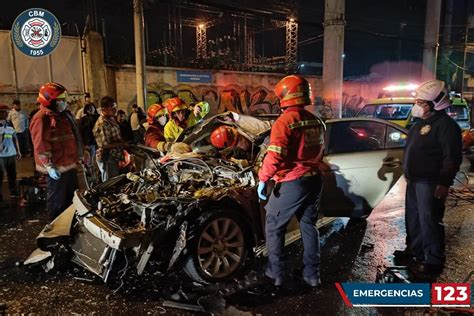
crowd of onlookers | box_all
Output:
[0,95,153,203]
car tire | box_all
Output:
[183,209,253,284]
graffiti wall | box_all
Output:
[108,65,323,115]
[145,82,282,116]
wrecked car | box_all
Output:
[26,112,407,285]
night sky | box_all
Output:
[1,0,471,78]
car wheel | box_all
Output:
[183,209,253,284]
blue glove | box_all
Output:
[46,166,61,180]
[257,181,267,201]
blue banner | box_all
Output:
[339,283,431,306]
[176,71,212,83]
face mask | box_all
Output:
[57,100,67,112]
[157,116,168,126]
[411,104,425,118]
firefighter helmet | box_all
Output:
[210,125,239,149]
[164,97,188,118]
[37,82,67,107]
[414,80,450,111]
[274,75,311,108]
[147,103,166,124]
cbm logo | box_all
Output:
[11,8,61,58]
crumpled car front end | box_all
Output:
[26,157,257,283]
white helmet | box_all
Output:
[414,80,450,111]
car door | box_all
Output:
[320,119,406,218]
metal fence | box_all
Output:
[0,30,84,101]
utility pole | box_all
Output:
[322,0,345,118]
[421,0,442,82]
[462,14,474,97]
[133,0,147,110]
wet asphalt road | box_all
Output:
[1,163,473,315]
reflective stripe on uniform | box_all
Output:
[288,120,323,130]
[3,134,12,139]
[38,151,52,158]
[267,145,288,156]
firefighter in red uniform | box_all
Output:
[144,103,172,153]
[258,75,326,288]
[30,82,82,220]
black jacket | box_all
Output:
[118,120,134,142]
[80,114,99,146]
[403,111,462,186]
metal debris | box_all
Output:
[162,300,205,312]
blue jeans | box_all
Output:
[97,158,120,182]
[265,175,323,281]
[405,180,446,265]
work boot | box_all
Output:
[393,249,414,266]
[393,249,413,259]
[414,263,444,275]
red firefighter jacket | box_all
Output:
[30,107,79,174]
[258,107,325,183]
[144,124,171,153]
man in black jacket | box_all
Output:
[394,80,462,276]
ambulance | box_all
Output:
[356,83,417,128]
[356,84,471,131]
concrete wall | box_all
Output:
[106,65,323,116]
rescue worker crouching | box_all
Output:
[258,75,326,288]
[144,103,173,153]
[394,79,462,276]
[163,97,210,142]
[30,82,83,220]
[210,125,253,161]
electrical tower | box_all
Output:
[285,19,298,68]
[196,24,207,59]
[245,31,255,65]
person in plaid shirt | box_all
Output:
[93,96,125,181]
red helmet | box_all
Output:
[274,75,311,108]
[163,97,187,118]
[147,103,166,123]
[210,126,239,149]
[37,82,67,107]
